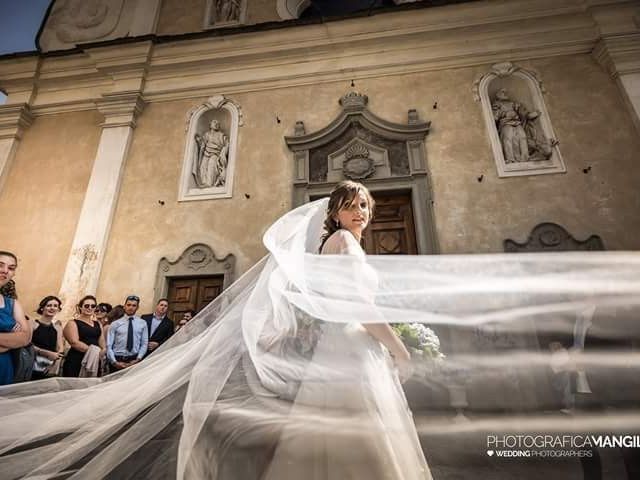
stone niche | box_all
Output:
[204,0,248,29]
[179,95,243,202]
[38,0,162,52]
[474,62,566,178]
[284,91,438,254]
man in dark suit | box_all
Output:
[141,298,174,357]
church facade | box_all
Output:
[0,0,638,321]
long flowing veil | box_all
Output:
[1,198,640,479]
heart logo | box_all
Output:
[487,450,494,456]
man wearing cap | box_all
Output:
[106,295,148,371]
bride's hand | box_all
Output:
[392,348,413,383]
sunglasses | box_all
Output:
[82,304,97,309]
[98,306,110,313]
[126,295,140,302]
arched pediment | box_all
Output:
[285,91,429,152]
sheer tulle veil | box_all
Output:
[1,198,640,479]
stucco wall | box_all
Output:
[94,52,640,313]
[0,111,101,314]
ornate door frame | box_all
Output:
[285,91,438,254]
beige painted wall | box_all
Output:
[0,111,101,315]
[94,53,640,313]
[157,0,281,36]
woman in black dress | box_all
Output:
[31,295,64,380]
[62,295,104,377]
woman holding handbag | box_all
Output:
[31,295,64,380]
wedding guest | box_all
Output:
[106,295,148,371]
[175,309,196,332]
[0,251,30,385]
[141,298,174,356]
[31,296,64,380]
[62,295,104,377]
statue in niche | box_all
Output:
[492,88,557,163]
[194,120,229,188]
[213,0,241,23]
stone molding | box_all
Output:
[0,0,624,115]
[153,243,235,302]
[276,0,311,20]
[504,222,605,252]
[0,104,34,140]
[179,94,243,201]
[474,62,566,178]
[592,33,640,78]
[95,91,145,128]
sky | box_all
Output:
[0,0,51,102]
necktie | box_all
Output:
[126,317,134,351]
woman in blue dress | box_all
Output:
[0,251,31,385]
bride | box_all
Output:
[260,180,432,479]
[0,181,638,479]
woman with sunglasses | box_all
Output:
[62,295,104,377]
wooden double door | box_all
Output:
[167,276,224,324]
[362,191,417,255]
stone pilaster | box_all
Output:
[57,92,144,320]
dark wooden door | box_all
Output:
[363,191,417,255]
[167,276,224,324]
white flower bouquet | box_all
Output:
[392,323,445,359]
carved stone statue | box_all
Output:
[215,0,241,23]
[193,120,229,188]
[492,88,556,163]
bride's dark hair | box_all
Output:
[319,180,375,253]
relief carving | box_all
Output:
[342,142,375,180]
[50,0,124,43]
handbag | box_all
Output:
[11,344,35,382]
[33,354,54,373]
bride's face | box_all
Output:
[335,191,370,235]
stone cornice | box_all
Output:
[0,56,41,104]
[592,33,640,77]
[0,0,634,115]
[0,104,34,140]
[95,91,145,128]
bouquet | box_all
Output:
[392,323,444,359]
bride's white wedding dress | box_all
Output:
[263,229,432,479]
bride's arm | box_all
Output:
[362,323,409,356]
